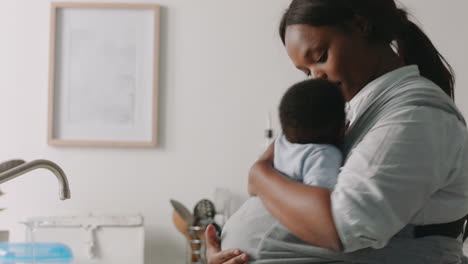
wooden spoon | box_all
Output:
[172,210,189,238]
[172,210,205,262]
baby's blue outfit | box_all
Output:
[273,134,341,189]
[221,134,342,260]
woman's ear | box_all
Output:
[350,15,372,37]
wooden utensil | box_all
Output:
[172,210,203,263]
[172,210,189,237]
[170,199,195,225]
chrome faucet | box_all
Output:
[0,159,71,200]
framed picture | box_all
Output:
[48,2,160,147]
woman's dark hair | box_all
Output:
[279,79,346,145]
[279,0,455,99]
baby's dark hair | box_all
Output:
[279,79,346,145]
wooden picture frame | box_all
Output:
[48,2,160,147]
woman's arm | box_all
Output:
[249,144,343,251]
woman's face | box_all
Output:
[284,24,380,101]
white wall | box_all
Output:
[400,0,468,113]
[0,1,466,263]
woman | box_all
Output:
[206,0,468,263]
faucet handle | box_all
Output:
[0,160,26,174]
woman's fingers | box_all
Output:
[249,142,275,196]
[248,159,272,196]
[220,251,249,264]
[259,142,275,162]
[205,224,249,264]
[205,224,221,252]
[208,249,249,264]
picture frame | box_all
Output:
[48,2,160,147]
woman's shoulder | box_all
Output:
[377,73,465,127]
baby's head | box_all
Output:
[279,79,346,146]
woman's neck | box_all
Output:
[368,44,405,84]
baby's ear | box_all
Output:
[0,160,26,174]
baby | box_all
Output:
[221,79,346,260]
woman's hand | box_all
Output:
[259,141,275,163]
[205,224,249,264]
[248,142,275,196]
